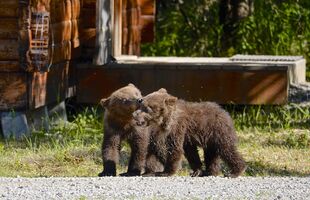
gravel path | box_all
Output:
[0,176,309,200]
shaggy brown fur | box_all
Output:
[135,88,246,177]
[98,83,150,176]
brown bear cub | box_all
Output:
[98,83,150,176]
[135,88,246,177]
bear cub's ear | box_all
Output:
[100,98,110,107]
[164,96,177,106]
[158,88,167,93]
[128,83,136,87]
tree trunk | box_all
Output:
[219,0,253,53]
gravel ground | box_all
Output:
[0,176,309,200]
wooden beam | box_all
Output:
[0,61,21,72]
[0,18,19,40]
[19,0,32,71]
[76,62,288,105]
[0,1,19,18]
[112,0,122,57]
[0,40,19,61]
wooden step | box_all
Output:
[76,56,306,105]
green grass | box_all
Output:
[0,105,309,177]
[226,104,310,131]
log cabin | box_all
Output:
[0,0,307,138]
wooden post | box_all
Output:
[93,0,113,65]
[113,0,122,57]
[19,0,32,71]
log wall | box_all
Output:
[0,0,156,111]
[0,73,28,110]
[0,0,83,111]
[122,0,155,55]
[28,0,82,109]
[140,0,155,43]
[0,1,27,110]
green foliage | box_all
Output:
[141,0,222,57]
[0,108,103,177]
[23,107,103,150]
[142,0,310,80]
[235,1,310,57]
[1,107,103,160]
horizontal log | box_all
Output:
[140,0,155,15]
[0,72,27,110]
[0,1,19,18]
[50,20,72,43]
[0,18,19,39]
[80,28,96,41]
[0,0,18,7]
[80,28,95,48]
[50,0,72,23]
[140,15,154,28]
[29,61,69,109]
[0,61,21,72]
[0,7,19,18]
[71,0,81,19]
[0,40,19,60]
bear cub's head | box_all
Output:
[134,88,177,127]
[100,83,142,121]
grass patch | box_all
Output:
[0,105,309,177]
[225,104,310,131]
[238,129,310,176]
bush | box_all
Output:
[141,0,310,80]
